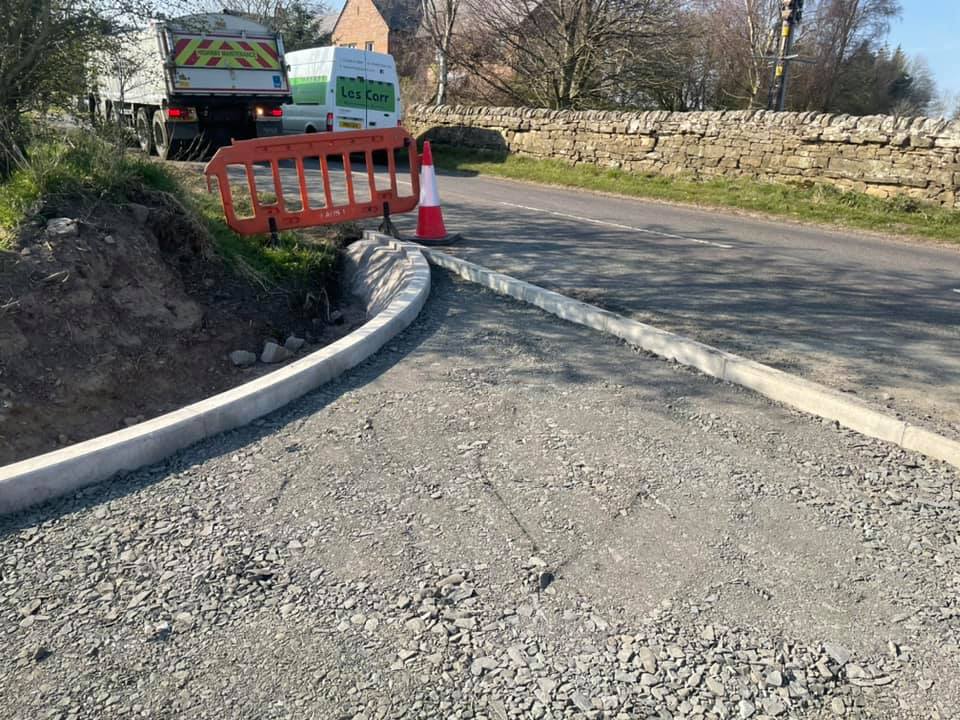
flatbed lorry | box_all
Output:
[88,12,291,159]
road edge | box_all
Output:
[424,247,960,471]
[0,236,430,516]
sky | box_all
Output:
[325,0,959,98]
[892,0,960,98]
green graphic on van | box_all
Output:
[290,75,328,104]
[336,77,396,113]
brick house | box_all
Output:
[331,0,421,56]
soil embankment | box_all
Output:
[0,190,361,465]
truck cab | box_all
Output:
[282,47,401,134]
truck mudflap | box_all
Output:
[169,123,201,141]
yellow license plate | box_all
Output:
[339,120,361,129]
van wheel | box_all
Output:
[305,126,317,134]
[153,110,184,161]
[136,109,154,155]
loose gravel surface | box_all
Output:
[2,270,959,720]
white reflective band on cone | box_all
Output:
[420,165,441,207]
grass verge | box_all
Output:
[431,147,960,244]
[170,168,339,297]
[0,129,338,296]
[0,129,175,249]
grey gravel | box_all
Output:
[824,643,852,668]
[1,270,958,719]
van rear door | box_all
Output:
[362,53,398,128]
[332,50,366,130]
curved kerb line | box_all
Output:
[0,238,431,516]
[422,246,960,472]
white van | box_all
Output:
[282,47,401,134]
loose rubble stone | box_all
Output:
[762,697,786,716]
[824,643,851,667]
[45,217,78,238]
[260,341,292,364]
[570,691,593,713]
[284,335,306,352]
[230,350,257,367]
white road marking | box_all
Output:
[391,176,734,249]
[954,289,960,294]
[491,200,735,250]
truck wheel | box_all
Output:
[152,110,183,161]
[136,109,154,155]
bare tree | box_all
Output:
[461,0,686,110]
[698,0,781,108]
[0,0,139,174]
[420,0,462,105]
[791,0,901,110]
[198,0,279,23]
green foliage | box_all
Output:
[0,130,172,247]
[828,44,935,116]
[431,147,960,244]
[185,180,337,295]
[0,0,104,174]
[0,130,337,296]
[269,1,332,52]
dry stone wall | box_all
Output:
[405,105,960,208]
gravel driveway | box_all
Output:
[2,270,958,720]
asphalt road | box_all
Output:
[217,158,960,437]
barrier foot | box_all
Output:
[268,217,280,247]
[379,202,401,240]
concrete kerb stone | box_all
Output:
[423,247,960,471]
[0,235,431,516]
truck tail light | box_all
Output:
[166,107,197,122]
[326,112,334,132]
[255,106,283,119]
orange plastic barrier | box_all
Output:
[204,128,420,236]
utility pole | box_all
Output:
[768,0,804,111]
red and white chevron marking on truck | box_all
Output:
[171,35,282,70]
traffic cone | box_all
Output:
[416,141,451,244]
